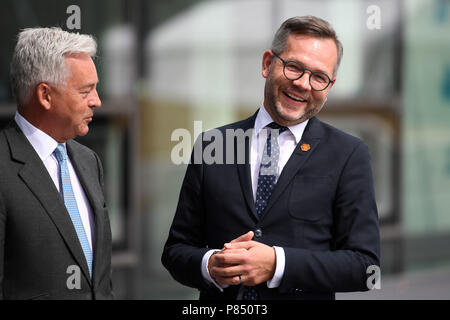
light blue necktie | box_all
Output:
[53,143,93,278]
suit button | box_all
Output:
[254,229,262,238]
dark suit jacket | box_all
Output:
[162,112,380,300]
[0,121,113,299]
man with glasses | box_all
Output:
[163,16,380,300]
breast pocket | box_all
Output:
[288,175,335,222]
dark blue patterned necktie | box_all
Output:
[255,122,289,218]
[242,122,288,300]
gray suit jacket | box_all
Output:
[0,121,113,299]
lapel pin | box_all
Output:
[300,143,311,152]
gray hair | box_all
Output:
[271,16,343,76]
[10,27,97,106]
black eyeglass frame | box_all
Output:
[272,52,333,91]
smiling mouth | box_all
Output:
[283,91,307,103]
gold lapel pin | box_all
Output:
[300,143,311,152]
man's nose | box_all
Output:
[89,89,101,108]
[292,72,312,91]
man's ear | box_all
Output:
[35,83,52,110]
[262,50,274,79]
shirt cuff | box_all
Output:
[267,246,285,288]
[201,249,229,292]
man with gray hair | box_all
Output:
[163,16,380,299]
[0,27,113,299]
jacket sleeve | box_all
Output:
[279,141,381,293]
[93,151,106,199]
[93,150,114,298]
[161,135,215,292]
[0,190,6,299]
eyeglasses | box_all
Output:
[272,52,332,91]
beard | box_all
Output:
[273,92,326,124]
[263,74,327,126]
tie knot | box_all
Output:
[266,122,289,134]
[53,144,67,162]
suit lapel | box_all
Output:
[235,112,259,220]
[5,122,93,285]
[67,140,105,287]
[261,117,323,219]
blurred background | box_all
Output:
[1,0,449,299]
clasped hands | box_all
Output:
[208,231,276,287]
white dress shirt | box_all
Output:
[201,105,308,292]
[14,112,95,250]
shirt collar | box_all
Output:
[254,104,309,144]
[14,111,62,161]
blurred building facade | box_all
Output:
[1,0,449,299]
